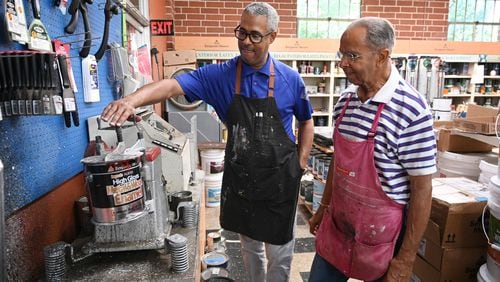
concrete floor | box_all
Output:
[204,203,361,282]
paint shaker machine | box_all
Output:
[43,109,197,278]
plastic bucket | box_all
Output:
[487,246,500,280]
[477,264,494,282]
[312,179,325,213]
[200,149,225,175]
[205,173,222,207]
[432,98,452,111]
[433,110,452,121]
[488,176,500,246]
[438,151,495,181]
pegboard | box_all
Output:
[0,0,123,215]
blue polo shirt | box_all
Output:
[175,55,312,142]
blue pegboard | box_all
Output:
[0,0,123,215]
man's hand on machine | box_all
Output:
[100,100,138,126]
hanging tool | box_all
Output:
[5,53,17,115]
[64,0,93,58]
[0,54,11,117]
[57,54,79,127]
[47,53,63,114]
[23,53,34,115]
[13,52,25,115]
[94,0,119,61]
[40,52,52,114]
[423,57,433,103]
[27,0,52,51]
[434,58,446,98]
[64,0,80,33]
[32,52,43,114]
[407,56,418,87]
[78,0,92,58]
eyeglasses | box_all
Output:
[234,25,273,44]
[337,51,362,62]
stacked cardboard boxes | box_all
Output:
[412,178,489,281]
[163,50,197,79]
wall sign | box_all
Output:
[150,20,174,36]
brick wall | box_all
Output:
[362,0,450,40]
[168,0,450,41]
[172,0,297,37]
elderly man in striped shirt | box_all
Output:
[309,17,436,282]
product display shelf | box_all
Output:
[195,54,344,128]
[441,58,500,108]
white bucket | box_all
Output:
[477,264,495,282]
[488,176,500,246]
[200,149,225,175]
[479,159,499,184]
[433,110,452,121]
[432,98,452,111]
[312,179,325,213]
[438,151,495,181]
[205,173,222,207]
[486,246,500,281]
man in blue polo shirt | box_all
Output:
[101,2,314,281]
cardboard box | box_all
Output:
[436,128,493,152]
[429,178,489,248]
[417,231,487,271]
[163,64,196,79]
[411,252,486,282]
[163,50,197,66]
[453,104,499,135]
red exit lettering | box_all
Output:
[150,20,174,36]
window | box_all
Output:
[448,0,500,41]
[297,0,361,38]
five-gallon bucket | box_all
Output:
[488,176,500,246]
[205,173,222,207]
[200,149,225,175]
[81,154,146,224]
[438,151,495,181]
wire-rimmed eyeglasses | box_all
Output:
[234,25,273,44]
[337,51,362,62]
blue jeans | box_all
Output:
[308,253,348,282]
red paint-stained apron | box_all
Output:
[315,95,404,280]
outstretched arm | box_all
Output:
[101,78,185,126]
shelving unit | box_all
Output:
[175,37,500,130]
[438,57,500,110]
[193,51,343,127]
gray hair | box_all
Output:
[346,17,395,53]
[243,2,279,32]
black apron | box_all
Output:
[220,58,302,245]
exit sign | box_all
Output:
[150,20,174,36]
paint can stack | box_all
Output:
[199,143,225,208]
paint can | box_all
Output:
[201,252,229,270]
[200,149,225,175]
[205,174,222,207]
[81,154,146,224]
[201,267,231,282]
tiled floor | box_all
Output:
[204,203,317,282]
